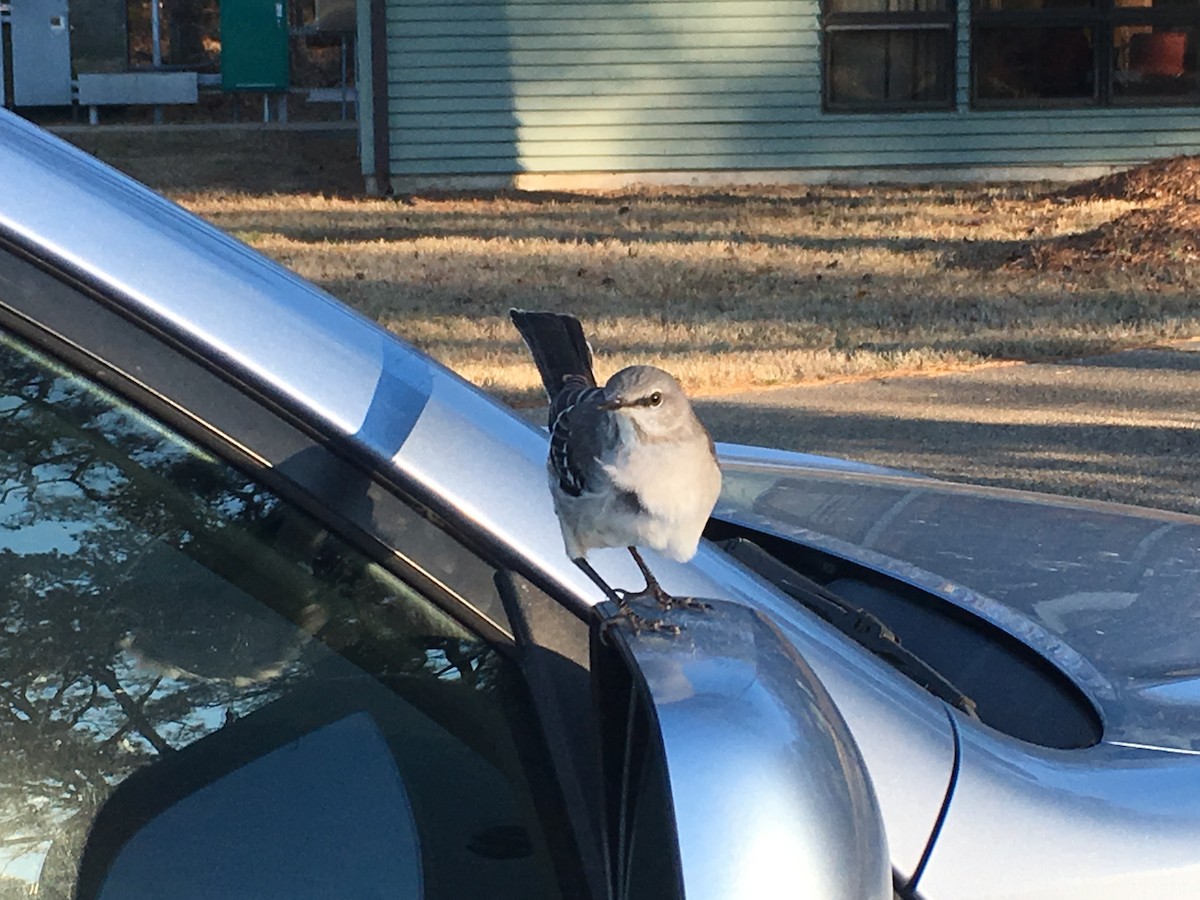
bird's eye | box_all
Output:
[649,391,663,406]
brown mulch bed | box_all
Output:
[1059,154,1200,204]
[1010,155,1200,272]
[1017,201,1200,273]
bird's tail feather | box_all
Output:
[509,309,598,397]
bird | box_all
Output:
[510,309,722,631]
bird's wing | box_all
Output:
[549,378,609,497]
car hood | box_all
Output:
[712,449,1200,754]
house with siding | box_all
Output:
[353,0,1200,191]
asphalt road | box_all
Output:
[696,340,1200,516]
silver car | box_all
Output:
[0,108,1197,900]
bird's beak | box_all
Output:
[598,396,626,411]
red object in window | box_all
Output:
[1130,32,1188,78]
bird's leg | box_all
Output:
[623,548,711,613]
[573,557,680,635]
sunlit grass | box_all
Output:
[166,182,1200,402]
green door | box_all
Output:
[221,0,289,91]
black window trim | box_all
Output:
[822,2,959,112]
[0,235,523,645]
[12,300,509,636]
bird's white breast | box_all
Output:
[602,425,721,561]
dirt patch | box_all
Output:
[1010,156,1200,273]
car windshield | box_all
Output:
[716,462,1200,751]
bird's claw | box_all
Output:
[660,594,712,613]
[615,585,711,613]
[601,608,681,638]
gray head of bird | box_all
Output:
[599,365,695,435]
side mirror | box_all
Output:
[592,600,891,900]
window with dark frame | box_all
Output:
[972,0,1200,106]
[822,0,957,111]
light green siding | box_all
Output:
[383,0,1200,183]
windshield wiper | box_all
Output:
[719,537,979,719]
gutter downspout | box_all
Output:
[356,0,391,196]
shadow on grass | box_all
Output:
[234,218,966,256]
[65,129,366,199]
[315,261,1200,363]
[693,400,1200,515]
[391,183,1033,210]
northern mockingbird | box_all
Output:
[510,309,722,631]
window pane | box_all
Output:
[1114,27,1199,97]
[827,0,950,13]
[0,333,561,898]
[1116,0,1200,9]
[976,27,1096,99]
[975,0,1093,10]
[126,0,220,69]
[828,30,951,105]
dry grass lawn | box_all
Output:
[63,128,1200,405]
